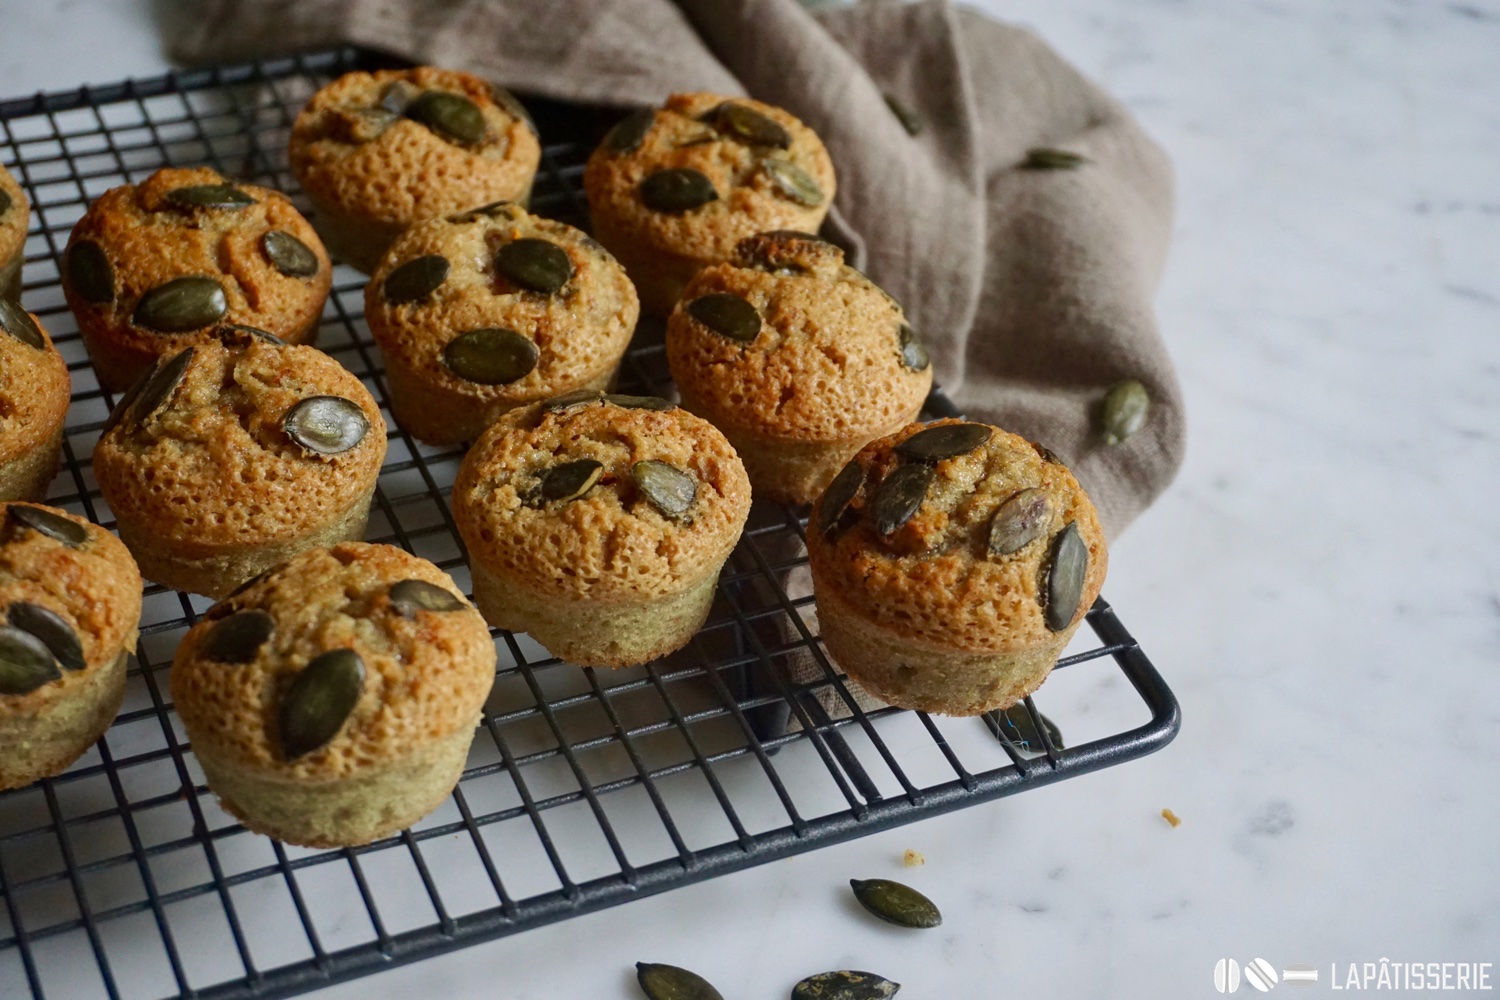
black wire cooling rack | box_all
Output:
[0,48,1180,1000]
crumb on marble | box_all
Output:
[1161,808,1182,828]
[903,849,925,867]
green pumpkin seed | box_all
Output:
[1101,378,1149,445]
[1023,147,1088,170]
[632,460,695,519]
[163,183,255,210]
[489,84,536,134]
[277,648,364,760]
[817,460,864,536]
[5,505,88,548]
[133,276,227,333]
[224,565,278,601]
[871,463,933,536]
[132,347,196,425]
[406,90,488,146]
[1033,441,1064,465]
[635,962,724,1000]
[541,389,603,412]
[993,703,1064,752]
[262,230,320,278]
[383,254,450,304]
[377,80,420,115]
[0,298,45,350]
[282,396,369,456]
[7,603,84,671]
[704,102,791,149]
[988,488,1052,556]
[536,459,603,504]
[0,625,60,696]
[389,579,466,615]
[897,324,929,372]
[65,239,114,304]
[215,323,285,346]
[449,200,520,224]
[850,878,943,929]
[605,107,655,153]
[443,327,539,385]
[200,609,274,664]
[883,91,924,137]
[1044,522,1088,632]
[604,393,675,411]
[895,423,992,462]
[494,238,573,293]
[763,159,824,207]
[348,108,399,142]
[640,168,718,212]
[792,969,902,1000]
[687,293,761,343]
[0,189,9,217]
[101,366,152,436]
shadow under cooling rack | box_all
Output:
[0,47,1179,1000]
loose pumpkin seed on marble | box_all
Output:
[894,423,991,462]
[132,347,195,426]
[65,239,115,304]
[603,393,675,411]
[0,626,61,696]
[897,323,929,372]
[262,230,320,278]
[0,298,45,350]
[605,107,655,153]
[7,603,84,671]
[383,254,450,304]
[763,158,824,207]
[282,396,369,456]
[632,460,695,519]
[1101,378,1150,445]
[1044,522,1088,632]
[1023,147,1088,170]
[817,460,864,536]
[6,505,88,548]
[792,969,902,1000]
[378,80,420,115]
[640,168,718,212]
[277,648,364,760]
[882,91,924,137]
[200,609,274,664]
[536,459,603,504]
[705,102,792,149]
[871,463,933,536]
[405,90,488,146]
[687,293,761,343]
[388,579,466,615]
[992,703,1065,752]
[635,962,724,1000]
[133,276,227,333]
[849,878,943,929]
[988,488,1052,556]
[443,328,539,385]
[494,238,573,294]
[163,183,255,210]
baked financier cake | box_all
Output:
[0,503,143,790]
[583,92,836,316]
[0,303,70,502]
[366,201,639,445]
[61,166,332,391]
[807,420,1107,716]
[171,543,496,847]
[666,231,932,505]
[92,332,386,598]
[289,67,541,273]
[452,394,751,667]
[0,164,28,301]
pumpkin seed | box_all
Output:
[7,603,84,672]
[449,200,519,224]
[763,159,824,207]
[605,107,655,153]
[640,168,718,212]
[897,324,929,372]
[993,703,1064,751]
[5,505,88,548]
[635,962,724,1000]
[882,91,924,137]
[282,396,369,456]
[895,423,991,462]
[216,322,285,345]
[133,276,227,332]
[792,969,902,1000]
[871,463,933,536]
[817,460,863,536]
[494,238,573,293]
[0,298,45,350]
[443,328,539,385]
[988,488,1052,556]
[262,230,320,278]
[277,648,364,760]
[163,183,255,210]
[132,347,196,425]
[632,460,695,519]
[536,459,603,504]
[489,84,536,134]
[405,90,488,146]
[199,609,274,664]
[0,189,9,217]
[389,579,466,615]
[603,393,675,411]
[101,366,152,435]
[1032,441,1064,465]
[383,254,450,303]
[1101,378,1149,445]
[377,80,420,115]
[1023,147,1088,170]
[65,239,114,304]
[0,626,60,696]
[346,108,398,142]
[849,878,943,929]
[224,565,278,601]
[541,389,603,412]
[1044,522,1088,632]
[704,102,791,149]
[686,293,760,343]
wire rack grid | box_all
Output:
[0,48,1180,1000]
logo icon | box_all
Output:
[1282,964,1318,988]
[1215,959,1242,994]
[1245,958,1279,992]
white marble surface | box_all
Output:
[1,0,1497,996]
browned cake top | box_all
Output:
[807,420,1108,651]
[583,92,836,262]
[452,396,752,600]
[0,164,27,264]
[91,336,387,549]
[288,67,541,224]
[171,543,496,778]
[0,306,71,463]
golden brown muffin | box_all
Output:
[0,164,28,301]
[0,503,143,790]
[171,542,496,847]
[452,394,751,667]
[289,67,541,274]
[366,201,639,445]
[807,420,1108,716]
[60,166,332,391]
[91,333,387,598]
[583,92,836,316]
[0,303,71,502]
[666,231,932,505]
